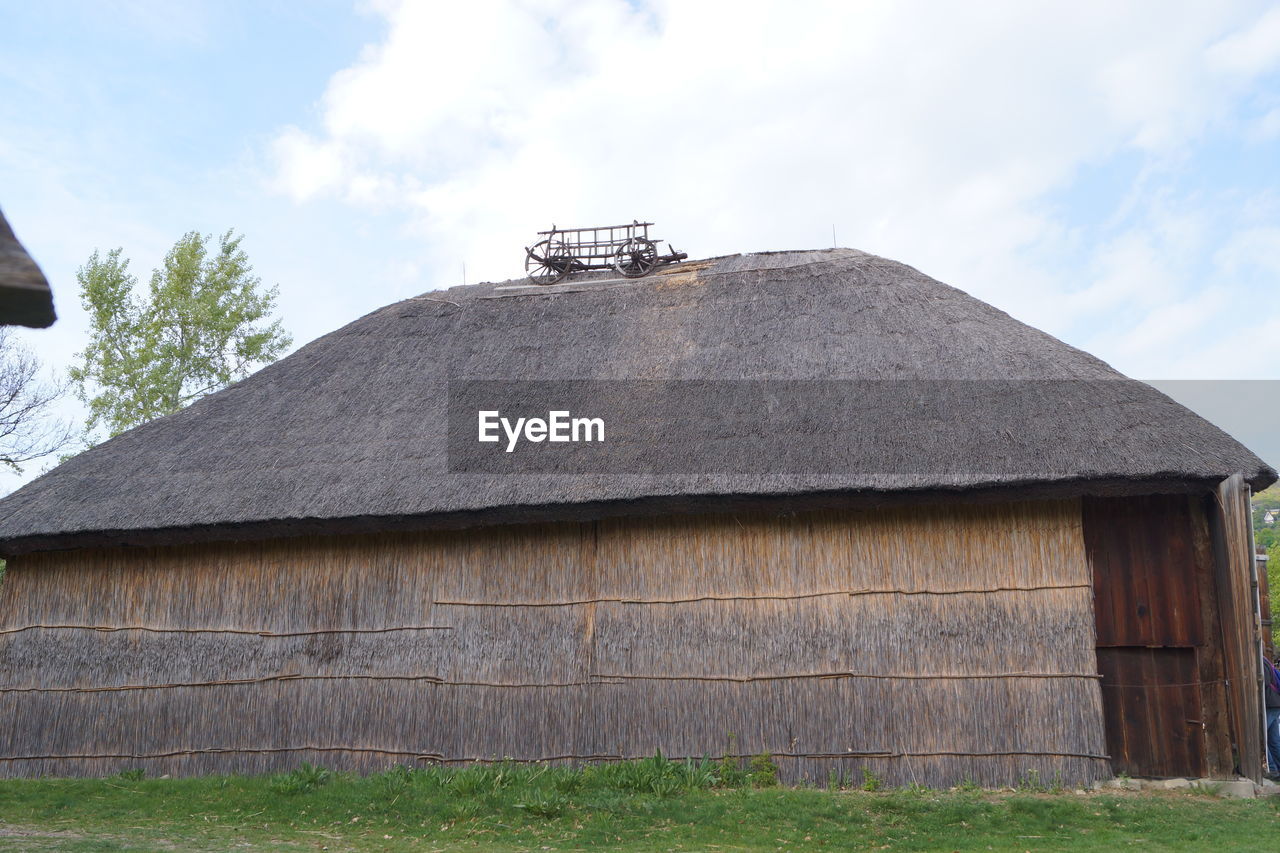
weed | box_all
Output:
[953,777,983,793]
[861,767,883,792]
[649,775,684,797]
[550,769,585,795]
[1016,770,1049,793]
[269,762,331,795]
[372,765,413,799]
[407,765,449,792]
[717,755,750,788]
[826,770,854,791]
[676,758,719,791]
[717,733,752,788]
[115,769,145,782]
[441,798,483,821]
[749,754,779,787]
[448,768,494,797]
[588,753,723,796]
[515,791,569,818]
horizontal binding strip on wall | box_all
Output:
[0,671,1102,694]
[435,583,1094,608]
[1101,679,1227,689]
[0,624,453,637]
[0,674,617,693]
[423,749,1113,764]
[591,672,1104,683]
[0,747,1112,763]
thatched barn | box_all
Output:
[0,248,1273,786]
[0,207,54,328]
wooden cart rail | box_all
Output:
[525,221,686,284]
[537,221,654,238]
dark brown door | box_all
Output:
[1084,496,1208,778]
[1096,647,1205,777]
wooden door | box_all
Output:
[1084,495,1209,778]
[1095,648,1205,777]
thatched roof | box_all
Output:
[0,248,1271,555]
[0,208,54,328]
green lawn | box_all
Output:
[0,758,1277,851]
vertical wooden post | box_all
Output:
[1212,474,1264,782]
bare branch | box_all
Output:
[0,330,73,472]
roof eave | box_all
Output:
[0,473,1258,558]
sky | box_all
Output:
[2,0,1279,488]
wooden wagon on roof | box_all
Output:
[525,221,687,284]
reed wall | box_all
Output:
[0,500,1109,785]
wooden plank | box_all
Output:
[1159,650,1204,776]
[1212,474,1264,782]
[1192,495,1235,776]
[1097,647,1205,777]
[1084,499,1124,646]
[1151,496,1201,646]
[1083,496,1203,648]
[1142,500,1175,645]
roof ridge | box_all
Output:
[412,247,886,302]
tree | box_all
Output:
[70,230,292,438]
[0,330,72,471]
[1270,541,1280,651]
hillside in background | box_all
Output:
[1251,486,1280,652]
[1254,485,1280,549]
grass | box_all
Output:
[0,756,1278,851]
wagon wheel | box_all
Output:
[613,238,658,278]
[526,240,574,285]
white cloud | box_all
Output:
[1215,225,1280,278]
[1,0,1277,492]
[1249,106,1280,142]
[1207,5,1280,77]
[270,126,346,201]
[1111,287,1227,362]
[1158,314,1280,379]
[1104,222,1280,378]
[262,0,1279,379]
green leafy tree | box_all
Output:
[1252,489,1280,648]
[1270,541,1280,650]
[69,230,291,439]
